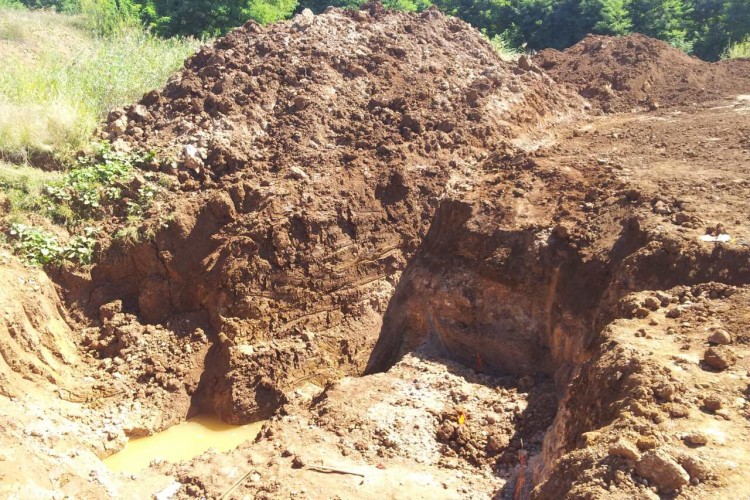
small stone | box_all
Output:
[289,166,310,181]
[183,144,203,172]
[714,408,731,420]
[703,346,737,371]
[108,116,128,137]
[301,331,315,342]
[635,449,689,494]
[653,200,671,215]
[666,307,683,319]
[707,329,732,345]
[683,431,708,446]
[643,297,660,311]
[486,433,510,454]
[608,439,641,461]
[677,454,712,481]
[703,395,722,412]
[291,455,306,469]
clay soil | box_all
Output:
[2,5,750,500]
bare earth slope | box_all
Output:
[71,4,579,424]
[536,33,750,111]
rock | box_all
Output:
[608,439,641,461]
[707,329,732,345]
[98,300,123,323]
[676,454,712,481]
[108,115,128,137]
[436,422,454,441]
[666,306,684,319]
[703,346,736,371]
[301,330,315,342]
[635,449,690,493]
[289,166,310,181]
[291,455,306,468]
[518,55,532,71]
[486,433,510,453]
[183,144,203,172]
[683,431,708,446]
[702,395,722,412]
[653,200,671,215]
[643,296,660,311]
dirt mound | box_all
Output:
[18,8,749,499]
[536,33,750,111]
[71,5,579,423]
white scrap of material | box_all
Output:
[699,234,731,242]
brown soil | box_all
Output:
[536,33,750,112]
[3,4,750,500]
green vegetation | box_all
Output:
[9,222,97,265]
[1,144,163,265]
[724,36,750,59]
[0,3,197,163]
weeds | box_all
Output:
[0,6,197,162]
[487,33,522,62]
[4,144,162,265]
[9,223,97,265]
[723,36,750,59]
[45,144,138,221]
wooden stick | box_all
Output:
[218,470,254,500]
[307,465,365,478]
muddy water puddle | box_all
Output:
[104,415,265,474]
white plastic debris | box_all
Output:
[699,234,731,243]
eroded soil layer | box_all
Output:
[1,6,750,500]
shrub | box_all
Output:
[9,222,97,265]
[723,36,750,59]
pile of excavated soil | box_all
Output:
[6,5,750,500]
[72,4,580,424]
[536,33,750,111]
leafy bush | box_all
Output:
[9,223,97,265]
[43,143,161,223]
[4,145,160,265]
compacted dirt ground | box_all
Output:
[1,4,750,499]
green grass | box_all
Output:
[0,160,61,221]
[0,5,198,163]
[723,36,750,60]
[487,34,522,62]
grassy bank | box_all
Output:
[0,5,198,165]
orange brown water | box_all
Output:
[103,415,265,474]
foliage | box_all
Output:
[0,161,60,218]
[42,143,162,225]
[9,223,97,265]
[136,0,298,38]
[0,0,24,10]
[3,145,161,265]
[488,33,521,61]
[0,6,197,161]
[78,0,141,36]
[723,36,750,59]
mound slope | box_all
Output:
[536,33,750,111]
[71,5,580,424]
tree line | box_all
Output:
[14,0,750,60]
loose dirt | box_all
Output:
[2,4,750,500]
[536,33,750,112]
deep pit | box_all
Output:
[3,4,750,499]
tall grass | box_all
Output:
[0,4,198,163]
[723,36,750,60]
